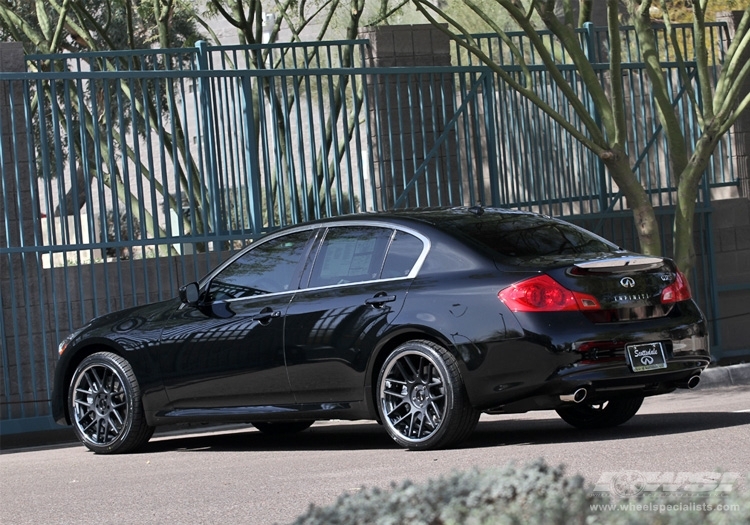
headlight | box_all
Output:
[58,325,88,356]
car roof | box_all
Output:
[308,206,544,229]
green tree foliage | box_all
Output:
[0,0,202,53]
[414,0,750,278]
[403,0,544,31]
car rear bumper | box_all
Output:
[482,354,709,414]
[462,302,709,412]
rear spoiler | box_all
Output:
[574,255,665,272]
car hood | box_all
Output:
[65,298,182,351]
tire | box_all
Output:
[68,352,154,454]
[252,421,314,435]
[377,340,480,450]
[556,397,644,429]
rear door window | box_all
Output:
[309,226,392,287]
[382,230,423,279]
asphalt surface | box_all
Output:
[1,381,748,525]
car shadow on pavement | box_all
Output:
[143,421,397,453]
[464,411,750,449]
[138,410,750,453]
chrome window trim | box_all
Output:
[198,224,320,289]
[309,222,430,286]
[198,220,431,299]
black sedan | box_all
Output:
[51,207,710,453]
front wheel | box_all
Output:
[556,397,644,429]
[68,352,154,454]
[377,340,480,450]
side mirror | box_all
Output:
[179,282,200,306]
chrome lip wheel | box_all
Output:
[380,351,447,444]
[71,363,130,447]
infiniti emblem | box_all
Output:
[640,356,655,365]
[620,277,636,288]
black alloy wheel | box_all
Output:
[68,352,153,454]
[377,340,480,450]
[555,397,644,429]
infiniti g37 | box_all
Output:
[51,207,709,453]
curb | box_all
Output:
[695,363,750,390]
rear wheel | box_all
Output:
[377,340,480,450]
[251,421,314,435]
[68,352,154,454]
[556,397,644,429]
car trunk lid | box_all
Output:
[545,255,684,322]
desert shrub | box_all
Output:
[289,459,749,525]
[291,459,595,525]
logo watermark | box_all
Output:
[589,471,744,515]
[589,502,742,513]
[593,470,742,498]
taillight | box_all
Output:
[660,269,691,304]
[498,274,601,312]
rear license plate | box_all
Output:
[626,342,667,372]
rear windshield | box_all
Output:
[439,211,618,259]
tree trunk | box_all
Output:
[673,176,700,279]
[602,147,662,256]
[673,134,718,279]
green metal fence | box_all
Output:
[0,23,742,435]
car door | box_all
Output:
[158,229,314,411]
[284,225,426,403]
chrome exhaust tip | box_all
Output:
[559,387,588,404]
[678,374,701,389]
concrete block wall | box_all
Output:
[711,198,750,360]
[359,24,452,67]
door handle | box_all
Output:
[365,294,397,307]
[252,307,281,323]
